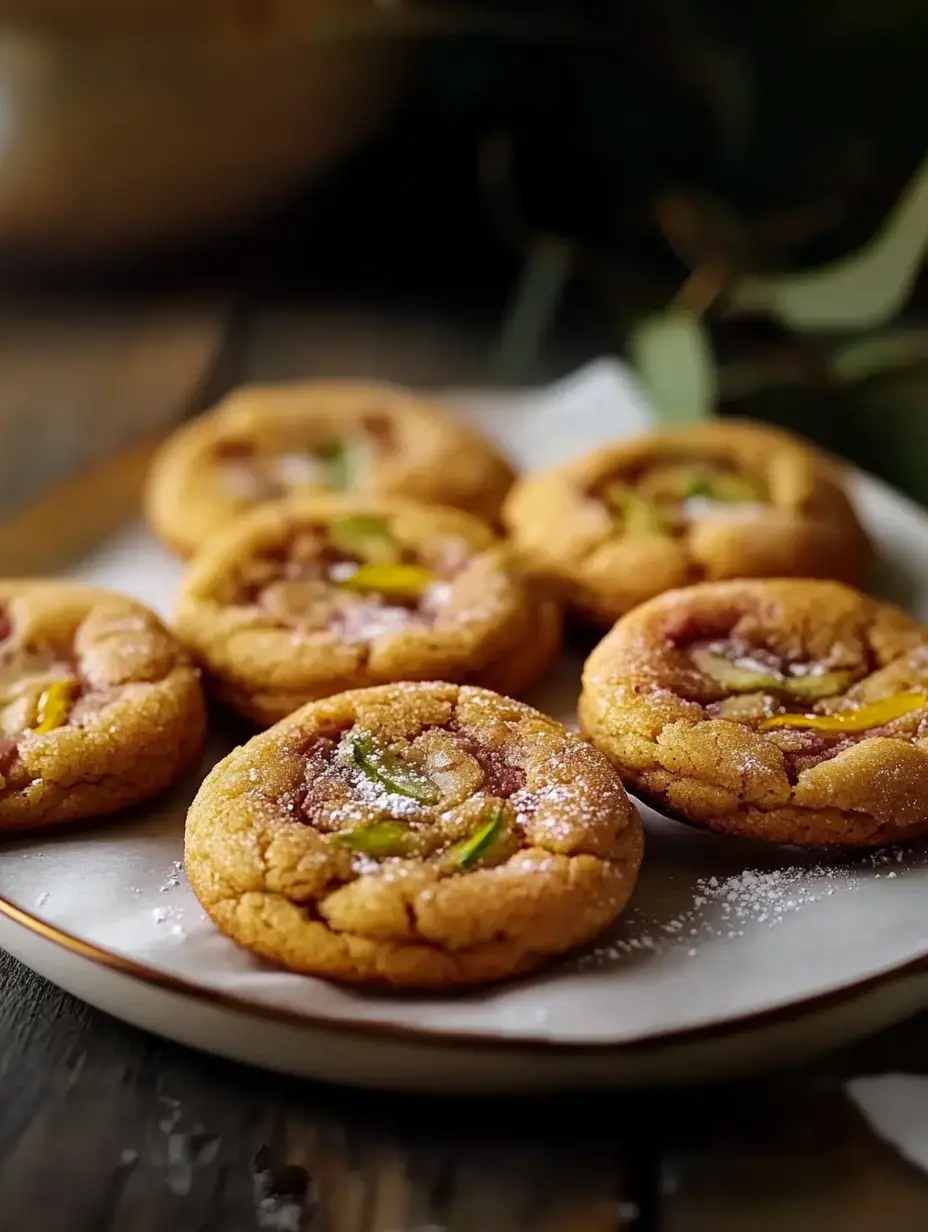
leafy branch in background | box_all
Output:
[630,153,928,422]
[418,0,928,440]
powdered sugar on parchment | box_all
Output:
[580,845,918,967]
[4,358,927,1062]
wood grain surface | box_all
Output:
[0,297,227,519]
[3,943,928,1231]
[0,951,645,1232]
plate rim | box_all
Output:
[3,888,928,1054]
[3,432,928,1056]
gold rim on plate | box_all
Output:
[2,887,928,1055]
[2,442,928,1058]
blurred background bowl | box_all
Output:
[0,0,414,257]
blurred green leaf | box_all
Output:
[727,153,928,331]
[627,309,717,423]
[493,235,573,382]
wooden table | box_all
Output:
[4,939,928,1231]
[1,297,928,1230]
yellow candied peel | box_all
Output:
[759,689,928,733]
[32,678,80,733]
[334,562,435,599]
[602,482,668,534]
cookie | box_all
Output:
[144,380,515,556]
[173,494,561,726]
[579,578,928,847]
[0,581,206,832]
[503,419,871,626]
[185,682,643,988]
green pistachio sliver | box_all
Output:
[328,514,400,564]
[691,646,782,693]
[603,481,668,534]
[780,668,855,702]
[684,478,714,499]
[692,646,854,701]
[349,732,441,804]
[709,472,765,502]
[685,471,765,503]
[447,808,504,871]
[315,439,352,489]
[332,820,417,859]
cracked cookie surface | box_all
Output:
[144,379,516,557]
[503,419,871,626]
[0,581,206,831]
[185,682,643,988]
[173,494,561,726]
[579,579,928,847]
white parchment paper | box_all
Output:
[2,359,928,1047]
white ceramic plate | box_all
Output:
[2,360,928,1092]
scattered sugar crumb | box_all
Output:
[424,581,453,609]
[579,843,923,968]
[328,560,359,583]
[334,732,424,817]
[270,451,327,489]
[158,860,183,892]
[336,602,413,643]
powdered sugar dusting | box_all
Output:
[220,460,267,500]
[327,561,359,583]
[158,859,183,893]
[334,602,414,643]
[423,581,453,610]
[269,451,329,489]
[682,496,767,522]
[580,843,923,968]
[334,733,425,818]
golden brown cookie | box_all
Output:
[144,380,515,556]
[173,494,561,726]
[579,578,928,847]
[0,581,206,832]
[503,419,871,626]
[185,682,643,988]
